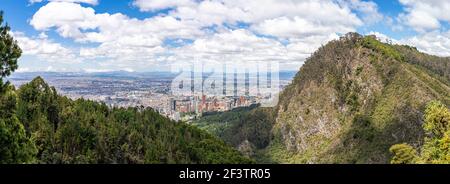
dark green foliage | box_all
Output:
[193,105,275,151]
[0,77,252,164]
[0,11,36,164]
[0,11,21,81]
[390,100,450,164]
[186,139,252,164]
[349,115,376,142]
[0,85,37,163]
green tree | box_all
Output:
[0,86,37,163]
[390,100,450,164]
[423,101,450,138]
[0,11,21,90]
[389,143,417,164]
[419,101,450,163]
[0,11,36,164]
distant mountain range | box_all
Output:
[9,71,297,81]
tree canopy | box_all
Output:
[0,11,36,164]
[390,100,450,164]
[0,11,21,90]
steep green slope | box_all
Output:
[390,100,450,164]
[270,34,449,163]
[194,33,450,164]
[0,77,253,164]
[192,105,275,159]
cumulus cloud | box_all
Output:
[131,0,377,41]
[401,31,450,56]
[166,0,365,34]
[251,16,356,39]
[29,0,98,5]
[398,0,450,32]
[133,0,196,12]
[176,29,290,64]
[142,0,376,69]
[30,2,203,42]
[338,0,383,24]
[12,32,77,62]
[26,0,385,71]
[30,2,99,39]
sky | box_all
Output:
[1,0,450,72]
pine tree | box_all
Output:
[0,11,36,164]
[0,85,37,163]
[0,11,21,91]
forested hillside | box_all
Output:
[194,33,450,164]
[0,76,253,164]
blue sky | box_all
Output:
[1,0,450,72]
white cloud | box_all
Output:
[46,66,54,71]
[169,0,365,31]
[31,2,203,43]
[338,0,383,24]
[190,29,283,53]
[83,68,113,73]
[401,30,450,56]
[398,0,450,32]
[26,0,384,71]
[286,33,340,61]
[133,0,196,11]
[131,0,373,70]
[170,29,302,70]
[12,32,77,62]
[398,11,440,32]
[133,0,377,39]
[16,67,31,73]
[29,0,98,5]
[391,0,450,57]
[30,2,99,39]
[250,16,356,39]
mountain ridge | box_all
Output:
[193,33,450,163]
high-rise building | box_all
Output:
[170,98,176,111]
[201,94,206,105]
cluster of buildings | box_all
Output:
[166,95,255,121]
[9,71,295,122]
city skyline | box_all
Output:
[8,70,295,121]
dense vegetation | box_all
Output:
[193,105,275,159]
[395,45,450,84]
[0,77,253,164]
[0,12,252,164]
[194,33,450,164]
[390,100,450,164]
